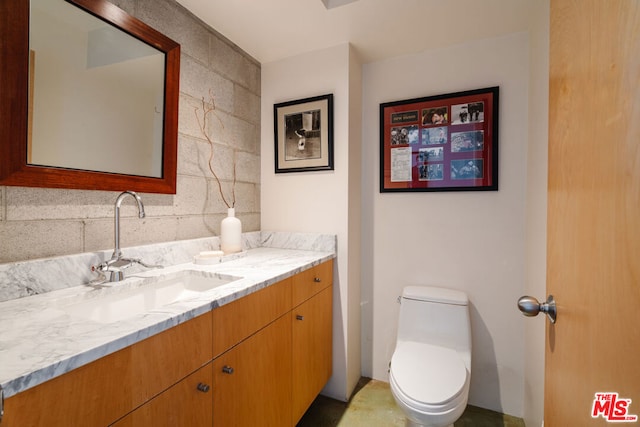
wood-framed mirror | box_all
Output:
[0,0,180,194]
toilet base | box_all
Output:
[405,420,453,427]
[390,369,467,427]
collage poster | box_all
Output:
[380,87,498,192]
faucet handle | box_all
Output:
[90,263,108,284]
[91,262,107,273]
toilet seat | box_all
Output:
[390,341,468,412]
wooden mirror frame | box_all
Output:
[0,0,180,194]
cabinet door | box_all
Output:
[291,285,333,424]
[111,363,213,427]
[213,314,292,427]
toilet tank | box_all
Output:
[397,286,471,355]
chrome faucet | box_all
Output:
[91,191,162,283]
[113,191,145,260]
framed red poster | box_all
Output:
[380,87,499,192]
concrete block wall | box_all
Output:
[0,0,261,264]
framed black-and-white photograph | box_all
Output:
[274,94,334,173]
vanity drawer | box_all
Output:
[2,312,212,427]
[111,362,213,427]
[292,260,333,307]
[212,277,292,357]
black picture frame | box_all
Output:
[274,94,334,173]
[380,87,499,192]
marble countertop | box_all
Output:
[0,246,334,398]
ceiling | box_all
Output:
[175,0,534,64]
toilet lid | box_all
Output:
[391,342,468,406]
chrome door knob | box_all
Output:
[517,295,557,323]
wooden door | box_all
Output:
[546,0,640,425]
[213,314,292,427]
[292,285,333,424]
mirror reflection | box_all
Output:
[29,0,166,178]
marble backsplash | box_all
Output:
[0,231,336,303]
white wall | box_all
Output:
[523,1,549,426]
[361,32,530,416]
[261,43,362,401]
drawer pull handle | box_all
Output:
[313,277,321,283]
[222,366,234,374]
[296,314,304,321]
[197,382,210,393]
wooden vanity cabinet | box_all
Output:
[1,312,212,427]
[211,260,334,427]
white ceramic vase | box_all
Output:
[220,207,242,254]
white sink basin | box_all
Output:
[63,271,237,324]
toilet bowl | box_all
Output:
[389,286,471,427]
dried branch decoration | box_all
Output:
[194,90,236,209]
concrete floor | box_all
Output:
[297,378,525,427]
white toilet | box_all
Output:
[389,286,472,427]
